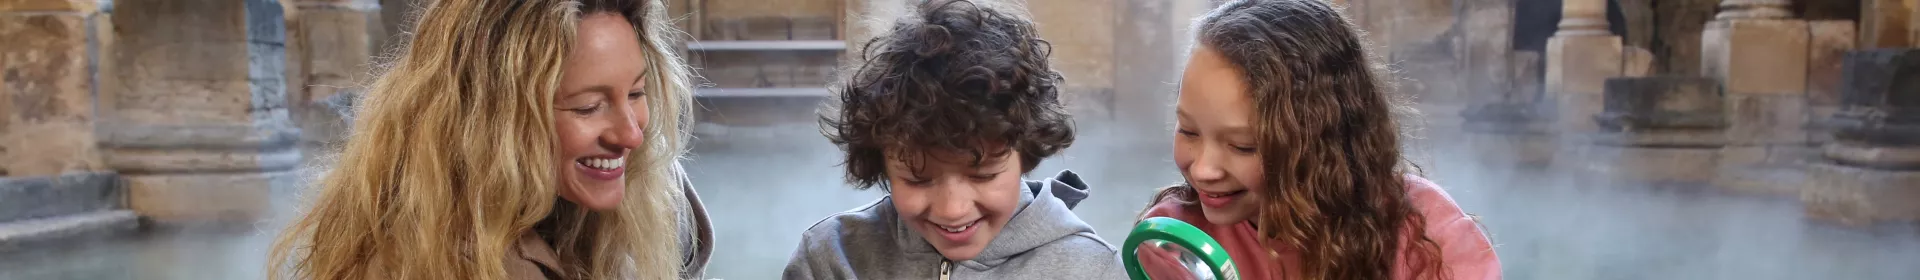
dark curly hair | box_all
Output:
[819,0,1074,190]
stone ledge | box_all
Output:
[0,210,137,251]
[1823,142,1920,170]
[1573,145,1721,186]
[1589,129,1728,147]
[0,172,119,224]
[1711,164,1807,197]
[103,148,300,174]
[0,0,99,13]
[1804,162,1920,226]
[126,170,298,223]
[97,124,299,150]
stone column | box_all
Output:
[1861,0,1911,48]
[99,0,300,222]
[1546,0,1623,134]
[1587,76,1729,186]
[0,1,108,177]
[1804,49,1920,226]
[291,0,377,160]
[1702,0,1812,173]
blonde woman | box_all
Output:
[268,1,712,279]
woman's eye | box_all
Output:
[569,103,603,115]
[627,91,645,100]
[1230,144,1256,154]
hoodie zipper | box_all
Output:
[939,260,952,280]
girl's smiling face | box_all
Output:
[1174,46,1268,226]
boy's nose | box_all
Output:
[927,183,978,224]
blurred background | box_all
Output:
[2,0,1919,279]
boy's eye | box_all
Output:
[900,176,933,186]
[968,172,1001,181]
[1176,129,1199,137]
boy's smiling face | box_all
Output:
[885,146,1024,261]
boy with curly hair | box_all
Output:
[781,0,1125,279]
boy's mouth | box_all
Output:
[933,220,980,243]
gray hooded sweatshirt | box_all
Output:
[783,170,1127,279]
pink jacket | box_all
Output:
[1142,175,1501,279]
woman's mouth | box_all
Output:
[1197,189,1247,209]
[934,220,979,243]
[575,156,625,180]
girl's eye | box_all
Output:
[900,177,933,186]
[627,91,645,100]
[1230,144,1256,154]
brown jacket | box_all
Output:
[504,178,716,280]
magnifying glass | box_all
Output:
[1122,217,1240,280]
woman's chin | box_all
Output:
[563,182,626,211]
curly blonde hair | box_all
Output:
[268,1,696,279]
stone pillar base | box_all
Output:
[1573,129,1725,187]
[1804,162,1920,226]
[126,170,299,223]
[1546,35,1623,134]
[1702,19,1810,97]
[1710,144,1818,197]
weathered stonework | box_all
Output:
[100,0,300,222]
[1808,21,1858,107]
[1547,35,1623,133]
[292,0,377,160]
[1652,0,1718,76]
[0,4,105,176]
[1803,48,1920,226]
[1804,162,1920,226]
[1460,103,1555,166]
[1587,77,1729,186]
[1861,0,1911,48]
[1702,19,1809,97]
[1458,0,1512,105]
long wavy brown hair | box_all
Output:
[267,0,696,279]
[1148,0,1446,279]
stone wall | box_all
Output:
[99,0,299,222]
[0,1,107,177]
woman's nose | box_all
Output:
[603,101,646,149]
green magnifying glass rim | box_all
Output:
[1122,217,1240,280]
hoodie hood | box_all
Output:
[892,170,1101,267]
[784,169,1126,279]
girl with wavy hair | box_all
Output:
[1139,0,1500,279]
[268,1,711,279]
